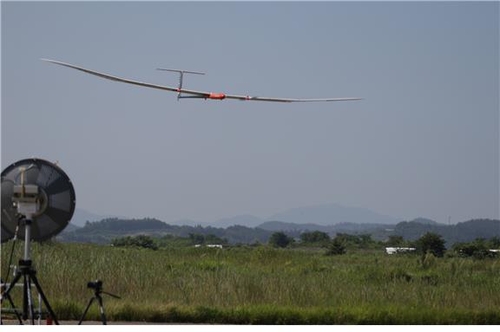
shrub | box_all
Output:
[111,235,158,250]
[268,232,294,248]
[300,231,330,244]
[452,240,498,259]
[415,232,446,257]
[325,237,346,255]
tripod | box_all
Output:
[0,279,23,324]
[0,219,59,325]
[78,280,120,325]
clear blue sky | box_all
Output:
[2,2,498,224]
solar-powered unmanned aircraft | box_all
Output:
[42,59,362,103]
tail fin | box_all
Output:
[156,68,205,100]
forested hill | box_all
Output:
[59,218,270,245]
[58,217,500,246]
[394,219,500,245]
[80,218,169,232]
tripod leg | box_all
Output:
[23,274,35,324]
[96,295,107,325]
[3,292,23,324]
[78,297,95,325]
[30,273,59,325]
[1,272,24,324]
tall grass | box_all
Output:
[2,242,500,323]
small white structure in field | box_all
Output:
[385,247,416,255]
[194,244,223,249]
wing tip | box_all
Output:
[40,58,67,66]
[40,58,56,63]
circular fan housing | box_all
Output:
[1,158,76,243]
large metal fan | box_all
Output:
[1,158,75,324]
[1,158,76,242]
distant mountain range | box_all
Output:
[257,220,392,235]
[266,203,400,226]
[208,215,265,228]
[59,215,500,248]
[68,204,499,248]
[72,203,400,229]
[71,209,122,227]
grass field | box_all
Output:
[2,241,500,324]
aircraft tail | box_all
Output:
[156,68,205,100]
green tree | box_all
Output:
[134,235,158,250]
[416,232,446,257]
[189,233,205,245]
[204,234,228,245]
[358,234,377,249]
[111,235,158,250]
[326,237,346,256]
[157,234,192,248]
[487,236,500,249]
[300,231,330,244]
[335,233,361,247]
[386,235,405,247]
[268,232,294,248]
[452,238,497,259]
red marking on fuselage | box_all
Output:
[208,93,226,100]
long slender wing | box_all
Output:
[41,59,362,103]
[224,95,363,103]
[41,58,211,97]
